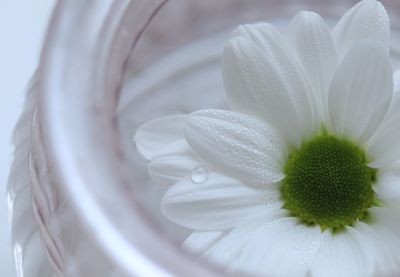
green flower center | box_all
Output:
[281,130,378,230]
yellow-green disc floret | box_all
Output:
[281,131,378,230]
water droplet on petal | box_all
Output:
[191,166,209,184]
[311,241,317,246]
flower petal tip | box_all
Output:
[332,0,390,59]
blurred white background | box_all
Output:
[0,1,55,275]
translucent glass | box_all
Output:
[8,0,400,276]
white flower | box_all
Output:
[134,0,400,276]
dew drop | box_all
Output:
[298,259,305,265]
[191,166,209,184]
[311,241,317,246]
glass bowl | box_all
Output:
[8,0,400,276]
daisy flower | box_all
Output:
[134,0,400,276]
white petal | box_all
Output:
[310,230,365,277]
[148,140,200,186]
[183,231,225,254]
[223,24,317,146]
[332,0,390,59]
[348,221,399,275]
[367,207,400,273]
[371,207,400,236]
[134,114,187,160]
[184,109,285,186]
[374,166,400,203]
[203,210,284,268]
[287,11,338,119]
[367,91,400,168]
[312,215,400,276]
[372,206,400,228]
[238,218,321,276]
[161,172,280,230]
[328,42,392,143]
